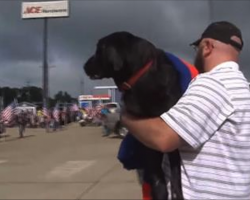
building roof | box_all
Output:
[17,102,37,108]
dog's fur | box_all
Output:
[84,32,183,200]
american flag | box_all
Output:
[94,104,103,118]
[53,104,60,122]
[95,104,103,112]
[42,104,49,117]
[1,101,17,122]
[70,103,79,112]
[63,105,67,112]
[86,105,103,118]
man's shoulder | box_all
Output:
[190,72,225,89]
[186,73,233,104]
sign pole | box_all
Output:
[43,17,49,109]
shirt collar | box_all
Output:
[211,61,239,72]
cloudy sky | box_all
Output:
[0,0,249,98]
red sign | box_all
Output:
[23,6,42,14]
[79,94,111,101]
[92,94,110,98]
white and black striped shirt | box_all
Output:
[161,61,250,199]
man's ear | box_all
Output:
[202,40,214,57]
[106,46,123,71]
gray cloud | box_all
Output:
[0,0,249,98]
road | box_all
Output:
[0,124,141,199]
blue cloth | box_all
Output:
[117,133,144,169]
[101,108,109,115]
[117,52,194,170]
[165,52,192,93]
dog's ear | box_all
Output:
[106,46,123,71]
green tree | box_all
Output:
[0,86,76,108]
[54,91,77,104]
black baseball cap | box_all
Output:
[191,21,243,51]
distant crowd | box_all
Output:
[0,102,119,138]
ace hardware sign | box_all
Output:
[22,1,69,19]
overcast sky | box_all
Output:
[0,0,249,98]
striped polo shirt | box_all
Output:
[161,61,250,199]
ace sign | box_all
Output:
[22,1,69,19]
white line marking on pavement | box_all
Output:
[46,160,96,178]
[0,160,7,164]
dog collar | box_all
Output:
[120,60,153,91]
[119,53,198,92]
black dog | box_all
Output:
[84,32,183,200]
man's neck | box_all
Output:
[205,57,238,72]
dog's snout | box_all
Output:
[84,56,96,75]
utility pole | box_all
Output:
[26,80,31,102]
[26,80,30,87]
[0,96,3,112]
[80,80,84,94]
[208,0,214,23]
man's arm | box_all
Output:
[121,113,183,152]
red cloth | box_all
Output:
[142,182,152,200]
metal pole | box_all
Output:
[208,0,213,23]
[43,18,49,109]
[80,80,84,94]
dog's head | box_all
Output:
[84,31,156,86]
[83,32,187,117]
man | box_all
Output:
[44,115,50,133]
[17,110,28,138]
[121,21,250,199]
[100,106,110,136]
[101,105,119,136]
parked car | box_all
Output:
[102,102,128,138]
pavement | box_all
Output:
[0,124,142,199]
